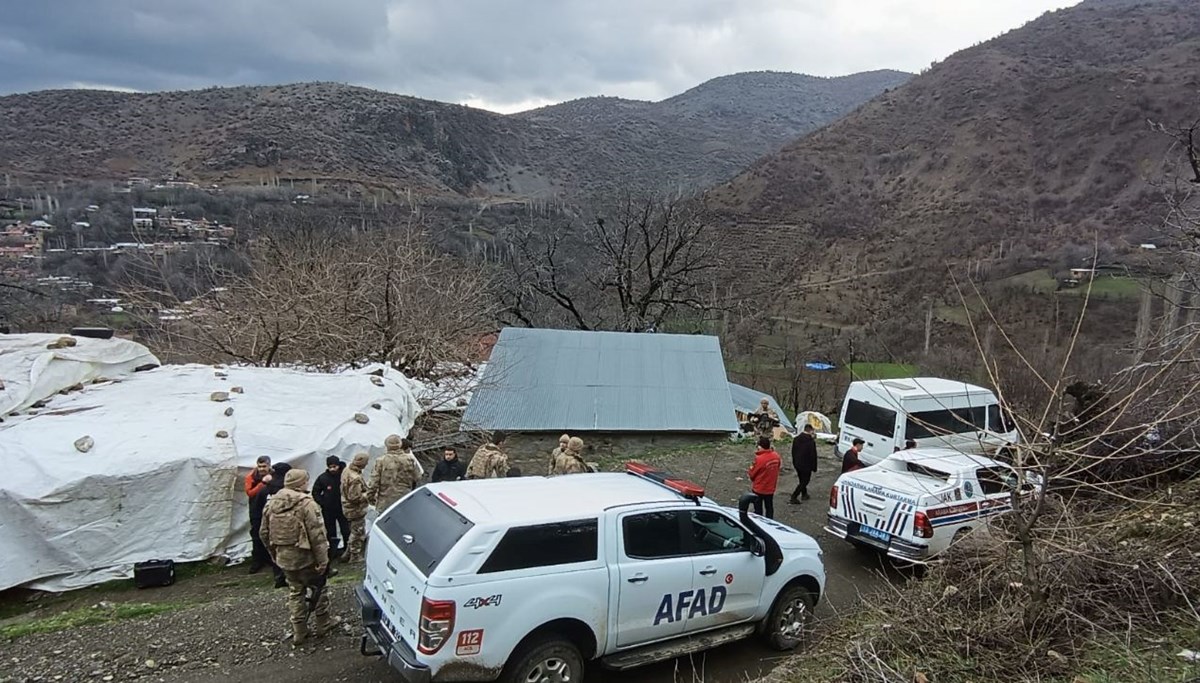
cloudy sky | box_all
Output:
[0,0,1082,113]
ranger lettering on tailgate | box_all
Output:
[653,586,728,625]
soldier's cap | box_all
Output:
[385,434,402,450]
[567,436,584,451]
[351,452,369,467]
[761,397,770,404]
[559,433,570,444]
[284,468,309,490]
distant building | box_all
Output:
[132,207,157,230]
[461,328,741,458]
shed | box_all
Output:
[461,328,739,458]
[728,381,794,433]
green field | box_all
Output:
[1061,275,1142,299]
[848,362,917,380]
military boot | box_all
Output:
[291,626,310,647]
[313,615,343,638]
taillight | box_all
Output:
[829,485,839,509]
[418,597,456,654]
[914,511,934,539]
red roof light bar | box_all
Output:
[625,461,705,498]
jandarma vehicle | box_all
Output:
[356,462,826,683]
[826,447,1043,563]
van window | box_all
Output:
[905,406,988,439]
[376,488,474,576]
[988,405,1016,433]
[845,399,897,437]
[478,519,598,573]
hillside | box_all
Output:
[706,0,1200,266]
[0,71,909,197]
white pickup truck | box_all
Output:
[825,448,1041,563]
[356,462,826,683]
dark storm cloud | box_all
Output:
[0,0,1081,112]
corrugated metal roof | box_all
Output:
[727,382,795,432]
[461,328,739,432]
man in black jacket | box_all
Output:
[312,456,350,560]
[432,447,468,482]
[789,424,819,503]
[250,461,291,588]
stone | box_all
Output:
[371,403,381,410]
[230,386,244,394]
[74,436,95,453]
[45,336,77,350]
[354,413,369,424]
[224,407,234,416]
[210,392,229,402]
[145,660,158,670]
[369,376,384,386]
[216,430,229,438]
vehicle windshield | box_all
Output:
[375,488,474,576]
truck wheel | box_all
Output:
[500,635,583,683]
[763,585,814,651]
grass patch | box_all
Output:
[0,601,185,641]
[998,268,1060,293]
[1060,276,1142,300]
[848,362,917,380]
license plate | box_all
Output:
[381,613,401,643]
[851,523,890,544]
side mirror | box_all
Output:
[750,537,766,557]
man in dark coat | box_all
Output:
[431,447,468,482]
[251,461,291,588]
[789,424,819,503]
[311,456,350,559]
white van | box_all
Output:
[835,378,1017,465]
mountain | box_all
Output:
[514,70,912,188]
[0,71,910,197]
[705,0,1200,267]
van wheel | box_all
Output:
[763,585,814,651]
[500,635,583,683]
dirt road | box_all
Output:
[1,441,906,683]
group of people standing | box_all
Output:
[744,398,821,520]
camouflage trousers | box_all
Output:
[345,517,366,562]
[284,567,331,642]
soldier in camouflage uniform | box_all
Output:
[547,433,570,475]
[466,431,510,480]
[260,469,338,645]
[551,436,589,475]
[368,435,421,514]
[750,398,780,440]
[340,452,370,563]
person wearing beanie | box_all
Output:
[547,433,570,475]
[368,435,422,515]
[250,461,292,588]
[311,456,349,559]
[340,452,370,563]
[551,436,589,475]
[260,468,338,646]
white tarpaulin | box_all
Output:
[0,333,160,416]
[0,360,422,592]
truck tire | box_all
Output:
[499,635,583,683]
[762,585,814,651]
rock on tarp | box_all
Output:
[0,333,159,416]
[0,362,422,592]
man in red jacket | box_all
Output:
[245,456,273,574]
[748,436,782,519]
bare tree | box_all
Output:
[499,193,724,332]
[119,214,497,379]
